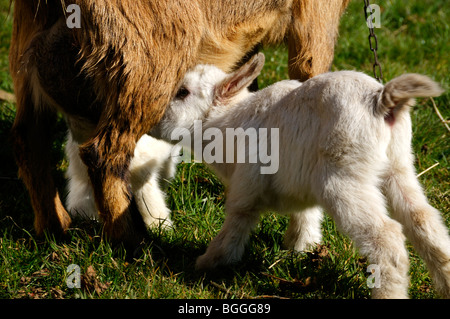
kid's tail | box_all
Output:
[376,74,443,116]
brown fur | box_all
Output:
[9,0,349,246]
[288,0,350,79]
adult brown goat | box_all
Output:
[9,0,349,248]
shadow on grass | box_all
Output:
[0,208,373,299]
[139,221,371,299]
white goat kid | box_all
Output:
[152,53,450,298]
[65,133,178,230]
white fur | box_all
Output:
[65,133,179,230]
[152,53,450,299]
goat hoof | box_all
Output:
[195,253,219,271]
[34,213,72,239]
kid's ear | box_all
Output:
[214,53,265,104]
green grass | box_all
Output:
[0,0,448,299]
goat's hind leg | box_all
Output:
[384,161,450,298]
[11,89,71,236]
[320,179,410,298]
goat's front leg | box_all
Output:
[196,200,260,270]
[283,206,323,252]
[65,132,98,220]
[129,135,177,230]
[79,128,147,249]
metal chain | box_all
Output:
[364,0,383,83]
